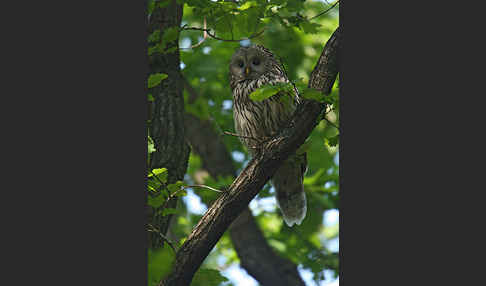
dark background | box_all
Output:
[2,1,483,285]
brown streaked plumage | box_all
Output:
[229,45,307,227]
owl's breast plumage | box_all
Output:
[232,76,297,151]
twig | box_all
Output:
[309,0,339,20]
[190,17,208,48]
[224,131,261,142]
[148,223,177,253]
[161,183,224,211]
[161,187,183,211]
[184,184,224,193]
[181,25,265,42]
[224,131,266,150]
[277,56,301,101]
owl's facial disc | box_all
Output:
[245,55,265,79]
[230,48,266,82]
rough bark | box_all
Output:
[148,0,190,248]
[161,26,341,286]
[229,209,306,286]
[184,113,306,286]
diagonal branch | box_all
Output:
[161,26,341,286]
[184,112,306,286]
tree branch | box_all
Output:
[184,113,306,285]
[229,209,306,286]
[309,0,340,21]
[181,25,265,42]
[161,26,341,286]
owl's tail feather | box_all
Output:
[272,157,307,227]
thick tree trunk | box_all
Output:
[148,0,190,249]
[161,26,341,286]
[230,209,306,286]
[184,113,306,286]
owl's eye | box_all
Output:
[252,58,260,65]
[238,61,244,68]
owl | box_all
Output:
[229,45,307,227]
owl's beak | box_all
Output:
[245,66,251,76]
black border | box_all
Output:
[8,0,478,285]
[12,1,150,284]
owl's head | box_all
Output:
[229,45,278,82]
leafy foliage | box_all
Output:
[191,269,229,286]
[249,82,293,101]
[148,246,175,286]
[147,0,339,285]
[148,73,168,88]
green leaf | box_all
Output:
[147,0,155,14]
[148,73,168,88]
[148,93,154,102]
[294,80,307,91]
[296,141,311,155]
[301,87,324,102]
[286,0,305,12]
[329,92,339,105]
[268,238,286,252]
[161,207,178,216]
[149,168,168,183]
[148,43,162,56]
[148,247,175,286]
[174,189,187,197]
[300,21,322,34]
[167,181,185,194]
[148,143,156,154]
[239,1,257,11]
[303,168,326,186]
[191,268,229,286]
[161,26,179,46]
[249,82,293,101]
[148,30,161,43]
[326,135,339,147]
[159,0,172,8]
[151,168,167,176]
[147,178,160,189]
[148,194,165,208]
[148,184,157,192]
[148,135,156,154]
[323,224,339,239]
[164,46,178,54]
